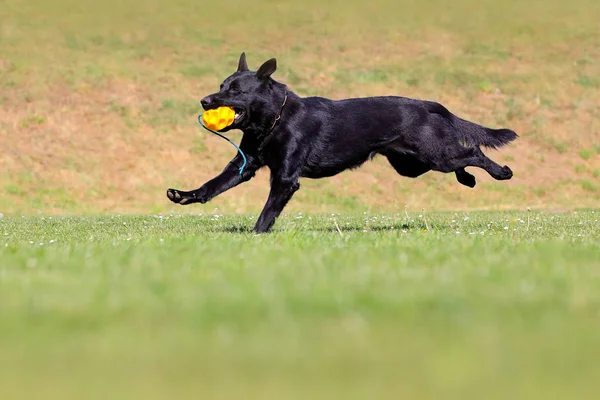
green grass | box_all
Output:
[1,211,600,399]
[579,148,594,161]
[581,179,599,192]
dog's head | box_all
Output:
[200,52,281,132]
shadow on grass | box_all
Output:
[216,223,418,234]
[313,224,414,233]
[218,225,254,234]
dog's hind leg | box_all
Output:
[387,150,477,187]
[433,146,513,181]
[384,151,431,178]
[385,146,478,187]
[464,148,512,180]
[455,168,476,188]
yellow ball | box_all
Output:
[202,107,235,131]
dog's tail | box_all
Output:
[422,101,518,149]
[453,117,518,149]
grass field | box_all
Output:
[1,211,599,399]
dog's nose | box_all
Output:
[200,96,212,110]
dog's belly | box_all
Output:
[300,166,346,179]
[301,152,375,179]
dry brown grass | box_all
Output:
[1,0,599,215]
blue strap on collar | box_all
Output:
[197,114,247,175]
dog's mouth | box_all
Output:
[232,107,246,124]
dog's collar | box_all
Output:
[268,93,288,133]
[257,93,287,153]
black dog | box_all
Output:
[167,53,517,233]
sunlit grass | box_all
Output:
[1,211,599,399]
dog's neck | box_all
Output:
[244,84,293,139]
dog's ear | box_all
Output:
[256,58,277,80]
[237,52,249,72]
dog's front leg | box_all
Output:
[253,175,300,233]
[167,154,260,205]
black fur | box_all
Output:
[167,53,517,233]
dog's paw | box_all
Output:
[456,170,476,188]
[500,166,513,180]
[166,188,195,205]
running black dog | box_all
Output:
[167,53,517,233]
